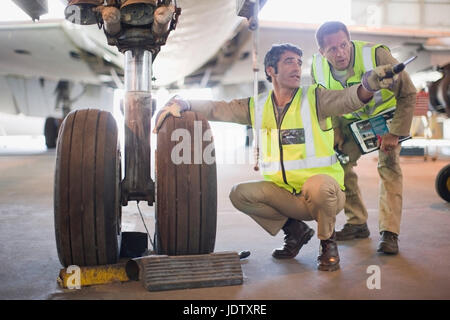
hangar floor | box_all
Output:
[0,140,449,300]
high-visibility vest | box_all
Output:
[312,40,396,120]
[249,85,344,194]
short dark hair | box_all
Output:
[264,43,303,83]
[315,21,350,49]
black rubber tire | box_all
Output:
[435,164,450,202]
[155,111,217,255]
[44,117,61,149]
[54,109,122,267]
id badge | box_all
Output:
[280,128,305,145]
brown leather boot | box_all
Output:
[272,219,315,259]
[377,231,399,254]
[336,223,370,241]
[317,231,340,271]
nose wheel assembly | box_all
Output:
[54,0,218,268]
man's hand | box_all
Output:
[377,133,399,153]
[361,64,398,92]
[153,97,191,133]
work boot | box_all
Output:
[317,231,340,271]
[377,231,399,254]
[336,223,370,241]
[272,219,315,259]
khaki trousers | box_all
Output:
[229,174,345,240]
[339,118,403,235]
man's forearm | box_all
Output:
[388,93,416,136]
[188,98,251,125]
[317,85,372,119]
[386,64,417,137]
[376,46,417,136]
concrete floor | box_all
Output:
[0,141,449,300]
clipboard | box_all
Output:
[348,107,411,154]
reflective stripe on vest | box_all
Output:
[361,44,383,113]
[313,54,326,87]
[300,87,315,158]
[261,155,338,174]
[254,91,267,153]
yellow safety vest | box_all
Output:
[249,85,344,194]
[312,40,396,120]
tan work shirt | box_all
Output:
[311,44,417,137]
[188,85,366,129]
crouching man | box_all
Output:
[154,43,397,271]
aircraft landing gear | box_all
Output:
[44,117,61,149]
[54,109,122,266]
[54,1,217,267]
[155,111,217,255]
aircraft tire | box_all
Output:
[435,164,450,202]
[54,109,122,267]
[44,117,59,149]
[155,111,217,255]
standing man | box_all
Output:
[311,21,416,254]
[154,43,396,271]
